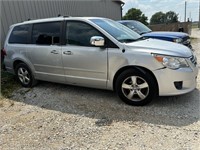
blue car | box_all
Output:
[118,20,192,49]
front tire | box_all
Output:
[116,69,156,106]
[15,63,37,87]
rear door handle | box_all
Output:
[63,51,72,55]
[51,50,59,54]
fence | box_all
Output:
[148,22,192,35]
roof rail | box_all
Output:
[57,14,71,18]
[63,15,71,18]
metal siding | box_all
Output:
[18,1,27,22]
[29,1,37,19]
[24,1,31,20]
[1,2,7,46]
[9,1,18,23]
[36,0,42,18]
[40,1,45,17]
[3,1,12,28]
[1,0,122,46]
[1,1,11,46]
[21,1,30,21]
[42,1,48,18]
[48,1,55,17]
[106,1,122,20]
[7,1,15,23]
[0,13,6,47]
[55,1,60,17]
[60,0,65,15]
[33,0,40,19]
[54,1,58,17]
[43,1,50,18]
[13,1,22,22]
[51,1,57,17]
[16,2,23,22]
[39,1,45,18]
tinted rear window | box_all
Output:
[32,22,61,45]
[8,25,30,44]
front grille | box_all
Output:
[182,36,191,47]
[189,55,197,66]
[182,36,190,43]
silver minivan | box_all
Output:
[4,17,198,106]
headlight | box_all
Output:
[173,38,183,43]
[187,38,190,43]
[153,54,189,69]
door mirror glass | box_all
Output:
[90,36,105,47]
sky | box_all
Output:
[122,0,200,22]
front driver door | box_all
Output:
[62,21,107,88]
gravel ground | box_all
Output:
[0,29,200,150]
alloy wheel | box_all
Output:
[17,67,30,85]
[121,76,149,101]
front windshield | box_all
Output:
[90,19,142,43]
[126,21,152,35]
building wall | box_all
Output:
[0,0,122,46]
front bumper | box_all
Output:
[153,66,198,96]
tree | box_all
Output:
[150,11,166,25]
[123,8,148,25]
[150,11,178,25]
[165,11,178,23]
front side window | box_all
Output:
[9,25,30,44]
[66,21,102,47]
[32,22,61,45]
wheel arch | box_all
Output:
[13,59,38,87]
[13,59,35,75]
[113,65,159,96]
[13,60,25,72]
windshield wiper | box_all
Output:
[119,39,136,43]
[140,31,151,35]
[135,36,148,41]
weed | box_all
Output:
[1,70,20,98]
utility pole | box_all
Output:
[184,1,187,22]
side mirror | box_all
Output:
[90,36,105,47]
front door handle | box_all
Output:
[51,50,59,54]
[63,51,72,55]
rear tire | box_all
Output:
[15,63,37,87]
[115,69,156,106]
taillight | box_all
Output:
[1,48,6,56]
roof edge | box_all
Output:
[114,0,125,5]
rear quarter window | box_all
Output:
[8,25,30,44]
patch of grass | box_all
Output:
[1,70,20,98]
[192,24,198,29]
[190,37,197,40]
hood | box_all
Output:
[143,31,188,39]
[124,38,192,57]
